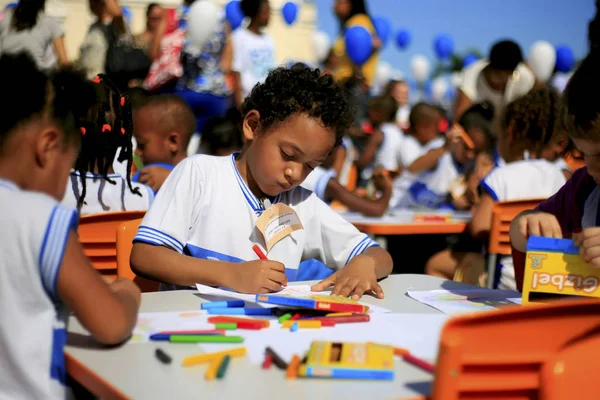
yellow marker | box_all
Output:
[182,346,247,367]
[204,355,223,380]
[281,320,322,329]
[326,312,353,317]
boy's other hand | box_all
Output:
[311,258,383,301]
[139,166,172,192]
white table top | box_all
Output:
[66,275,477,400]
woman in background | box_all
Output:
[0,0,68,70]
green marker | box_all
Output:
[216,355,231,379]
[278,313,293,324]
[133,153,143,171]
[215,323,237,330]
[169,335,244,343]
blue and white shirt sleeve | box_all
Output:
[39,205,78,301]
[480,167,505,201]
[134,158,203,254]
[301,167,336,202]
[304,196,379,270]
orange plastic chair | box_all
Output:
[486,198,545,288]
[432,297,600,400]
[346,163,358,192]
[78,211,146,280]
[116,218,160,292]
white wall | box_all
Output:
[0,0,317,64]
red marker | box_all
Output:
[252,244,268,260]
[403,353,435,373]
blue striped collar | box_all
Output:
[0,178,18,191]
[230,153,281,214]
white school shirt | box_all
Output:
[389,135,445,209]
[61,171,154,216]
[133,154,378,287]
[394,152,463,209]
[301,166,336,202]
[232,28,276,101]
[481,159,566,290]
[337,136,357,187]
[395,104,411,130]
[0,179,76,399]
[374,123,404,172]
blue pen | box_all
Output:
[201,300,246,310]
[206,307,273,316]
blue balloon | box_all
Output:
[424,80,433,98]
[5,3,17,9]
[345,26,373,66]
[282,2,298,26]
[463,54,478,68]
[434,33,454,60]
[373,17,391,47]
[395,29,411,50]
[225,1,244,30]
[555,45,575,73]
[121,6,132,24]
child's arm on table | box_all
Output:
[311,246,393,300]
[325,169,392,217]
[130,243,288,293]
[57,232,141,345]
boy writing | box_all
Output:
[131,64,393,299]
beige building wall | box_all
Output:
[0,0,317,65]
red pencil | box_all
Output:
[403,353,435,373]
[252,244,268,260]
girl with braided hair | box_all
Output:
[61,74,154,215]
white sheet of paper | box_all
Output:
[406,288,522,315]
[194,283,391,314]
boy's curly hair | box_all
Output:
[241,63,354,146]
[502,86,559,152]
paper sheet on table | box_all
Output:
[198,313,451,364]
[406,288,522,316]
[194,283,391,314]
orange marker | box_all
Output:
[453,123,475,149]
[286,354,301,379]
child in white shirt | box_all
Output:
[61,74,154,215]
[232,0,276,108]
[0,53,140,400]
[131,64,393,299]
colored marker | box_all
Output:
[201,300,245,309]
[182,347,247,367]
[157,329,225,336]
[286,354,301,379]
[207,307,273,316]
[265,346,288,370]
[278,313,293,323]
[326,312,353,317]
[252,244,268,260]
[155,348,172,364]
[214,323,237,330]
[150,332,223,341]
[205,356,223,381]
[290,322,299,332]
[403,353,435,373]
[313,315,370,324]
[236,321,264,330]
[216,355,231,379]
[208,316,270,328]
[170,335,244,344]
[393,347,409,357]
[281,320,323,329]
[262,354,273,370]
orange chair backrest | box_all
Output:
[432,298,600,400]
[78,211,146,280]
[346,163,358,192]
[116,219,160,292]
[488,199,545,256]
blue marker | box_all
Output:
[206,307,273,316]
[290,322,299,332]
[149,332,223,341]
[201,300,246,310]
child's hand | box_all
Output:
[573,228,600,267]
[510,211,562,252]
[372,168,392,194]
[139,166,172,192]
[311,258,383,300]
[229,260,288,294]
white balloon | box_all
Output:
[313,31,331,63]
[432,78,449,102]
[451,71,462,88]
[411,54,430,83]
[390,69,404,81]
[551,71,573,93]
[528,41,556,82]
[375,61,391,86]
[186,0,220,55]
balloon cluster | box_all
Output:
[223,0,299,29]
[528,41,575,81]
